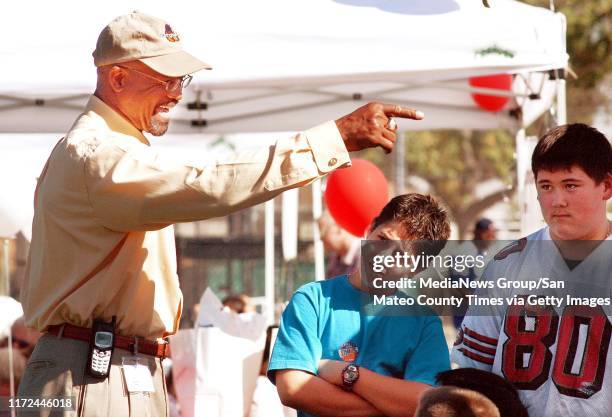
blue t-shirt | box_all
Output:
[268,275,450,417]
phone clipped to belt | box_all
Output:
[87,316,116,378]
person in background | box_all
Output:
[8,318,41,359]
[250,326,295,417]
[449,218,499,328]
[318,216,360,278]
[0,347,27,396]
[473,218,498,252]
[223,294,255,314]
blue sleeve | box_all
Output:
[404,316,451,385]
[267,288,322,384]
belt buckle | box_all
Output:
[56,324,66,339]
[132,336,142,355]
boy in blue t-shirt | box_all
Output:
[268,193,452,417]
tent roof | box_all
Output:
[1,0,566,133]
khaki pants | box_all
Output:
[17,333,168,417]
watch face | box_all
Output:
[343,364,359,386]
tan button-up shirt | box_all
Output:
[22,95,350,339]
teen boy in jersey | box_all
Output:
[452,124,612,417]
[268,193,451,417]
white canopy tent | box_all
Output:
[2,0,566,133]
[1,0,567,321]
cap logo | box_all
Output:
[162,24,180,42]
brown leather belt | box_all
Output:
[47,323,169,358]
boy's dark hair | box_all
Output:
[436,368,529,417]
[531,123,611,183]
[416,386,500,417]
[371,193,450,256]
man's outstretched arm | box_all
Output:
[275,369,384,417]
[85,102,422,231]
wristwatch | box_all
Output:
[341,363,360,390]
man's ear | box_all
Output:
[602,174,612,201]
[107,66,127,92]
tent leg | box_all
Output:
[394,132,405,194]
[2,238,16,417]
[312,180,325,282]
[1,238,9,296]
[556,78,567,125]
[515,128,527,233]
[264,200,275,324]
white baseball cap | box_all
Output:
[93,11,211,77]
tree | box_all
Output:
[406,130,515,239]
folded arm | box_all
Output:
[275,369,384,417]
[318,360,430,417]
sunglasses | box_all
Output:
[118,66,193,92]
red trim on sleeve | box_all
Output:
[459,348,495,365]
[463,337,497,355]
[464,326,498,346]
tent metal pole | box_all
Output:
[195,96,486,128]
[1,238,9,296]
[312,180,325,281]
[2,238,16,417]
[555,78,567,125]
[556,12,567,125]
[423,82,533,98]
[515,128,527,234]
[190,77,533,128]
[264,200,275,324]
[8,338,16,417]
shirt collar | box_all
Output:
[84,95,150,145]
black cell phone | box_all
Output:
[87,316,116,378]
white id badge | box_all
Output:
[122,356,155,393]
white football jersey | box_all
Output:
[451,228,612,417]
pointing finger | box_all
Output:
[382,104,425,120]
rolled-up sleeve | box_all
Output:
[84,121,350,231]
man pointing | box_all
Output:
[18,11,422,417]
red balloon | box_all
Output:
[324,159,389,237]
[469,74,513,112]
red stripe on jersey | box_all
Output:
[463,337,497,355]
[464,326,498,346]
[459,348,495,365]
